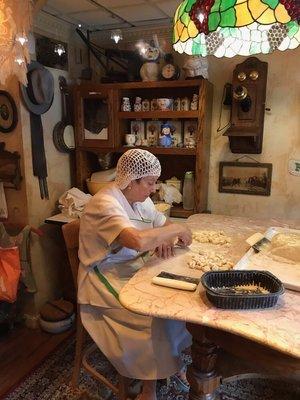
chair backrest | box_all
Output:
[62,219,80,291]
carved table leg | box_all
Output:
[186,323,221,400]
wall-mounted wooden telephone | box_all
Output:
[224,57,268,154]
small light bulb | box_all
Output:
[78,24,82,28]
[16,33,28,46]
[15,56,25,65]
[110,29,122,44]
[54,43,66,56]
[113,34,121,44]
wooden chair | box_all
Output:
[62,219,131,399]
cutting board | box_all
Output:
[235,227,300,292]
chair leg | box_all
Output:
[70,310,86,387]
[118,375,132,400]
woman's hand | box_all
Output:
[155,242,175,259]
[176,225,192,247]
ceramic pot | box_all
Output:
[140,62,159,82]
[121,97,131,111]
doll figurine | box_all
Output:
[159,123,173,147]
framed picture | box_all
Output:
[219,162,272,196]
[36,34,68,71]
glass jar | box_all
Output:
[182,171,195,210]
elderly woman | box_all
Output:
[78,149,192,400]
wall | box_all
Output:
[20,67,74,309]
[23,12,89,310]
[2,20,299,314]
[0,77,28,226]
[207,47,300,220]
[1,11,89,315]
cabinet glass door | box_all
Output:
[83,98,108,141]
[75,87,115,149]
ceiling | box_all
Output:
[42,0,179,31]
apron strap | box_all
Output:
[94,266,119,301]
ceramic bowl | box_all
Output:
[157,98,173,111]
[155,202,171,216]
[39,313,75,334]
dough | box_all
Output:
[192,230,231,245]
[269,233,300,263]
[188,250,234,272]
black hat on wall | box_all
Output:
[21,61,54,115]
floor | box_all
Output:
[0,325,73,398]
[0,323,279,399]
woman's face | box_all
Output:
[129,176,158,202]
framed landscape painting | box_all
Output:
[219,162,272,196]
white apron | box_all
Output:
[78,184,192,379]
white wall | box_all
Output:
[17,12,89,312]
[206,48,300,219]
[20,68,73,309]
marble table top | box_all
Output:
[119,214,300,359]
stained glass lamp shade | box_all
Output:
[173,0,300,57]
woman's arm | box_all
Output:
[155,219,177,258]
[117,222,192,253]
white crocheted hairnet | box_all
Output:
[115,149,161,190]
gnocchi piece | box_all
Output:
[192,230,231,245]
[187,250,234,272]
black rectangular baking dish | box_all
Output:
[201,270,284,309]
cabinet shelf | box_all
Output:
[118,111,198,119]
[116,146,196,155]
[115,79,205,89]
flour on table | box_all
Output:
[267,233,300,264]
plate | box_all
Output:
[0,90,18,133]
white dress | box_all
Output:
[78,183,192,380]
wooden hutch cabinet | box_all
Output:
[73,79,213,218]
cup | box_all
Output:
[125,134,136,146]
[157,98,173,111]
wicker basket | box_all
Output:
[201,270,284,310]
